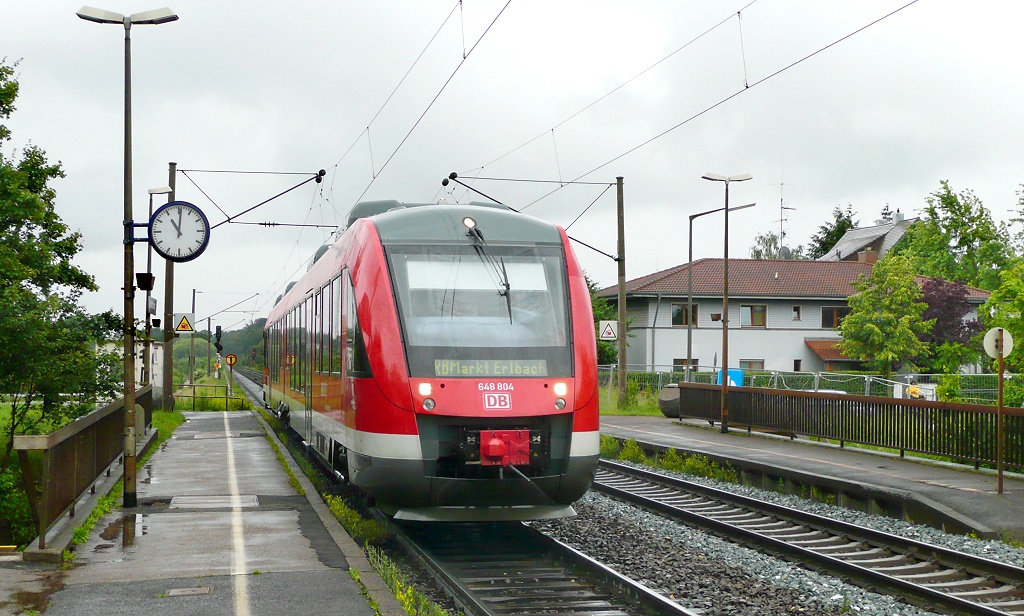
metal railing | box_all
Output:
[664,382,1024,471]
[600,365,1016,405]
[174,383,231,412]
[13,385,152,549]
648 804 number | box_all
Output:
[477,382,514,391]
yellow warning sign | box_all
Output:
[173,313,196,334]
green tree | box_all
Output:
[894,181,1013,292]
[587,275,617,365]
[981,260,1024,373]
[838,254,934,378]
[749,230,804,260]
[806,204,857,259]
[0,59,117,470]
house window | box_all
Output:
[739,359,765,370]
[821,306,851,329]
[740,304,767,327]
[673,358,698,371]
[794,359,802,371]
[671,302,697,326]
[792,305,801,320]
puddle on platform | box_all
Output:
[95,513,148,550]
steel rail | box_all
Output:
[595,460,1024,616]
[390,520,701,616]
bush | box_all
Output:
[0,464,34,547]
[599,435,621,458]
[618,439,649,464]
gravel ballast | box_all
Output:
[531,464,1024,616]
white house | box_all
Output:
[600,258,988,373]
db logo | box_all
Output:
[483,392,512,410]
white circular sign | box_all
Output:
[983,327,1014,359]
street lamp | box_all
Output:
[141,186,172,386]
[701,172,752,433]
[77,5,179,510]
[686,202,755,383]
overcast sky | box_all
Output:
[4,1,1023,329]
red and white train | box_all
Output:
[263,200,600,521]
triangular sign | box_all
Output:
[175,315,195,332]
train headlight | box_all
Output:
[553,382,567,396]
[418,383,432,396]
[423,398,436,411]
[462,217,477,230]
[554,398,566,410]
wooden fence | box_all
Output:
[662,383,1024,471]
[13,385,152,549]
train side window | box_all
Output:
[313,290,322,374]
[345,270,371,376]
[332,276,343,374]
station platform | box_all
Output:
[1,411,405,616]
[601,415,1024,541]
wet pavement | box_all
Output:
[1,411,398,616]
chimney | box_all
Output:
[857,249,878,264]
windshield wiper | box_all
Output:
[467,225,513,323]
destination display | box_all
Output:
[434,359,548,377]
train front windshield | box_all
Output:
[387,244,573,378]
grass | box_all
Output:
[173,372,251,412]
[598,384,663,416]
[601,435,739,484]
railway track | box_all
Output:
[593,460,1024,616]
[392,520,700,616]
[234,369,694,615]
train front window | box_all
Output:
[388,245,572,378]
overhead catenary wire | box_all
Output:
[348,0,513,206]
[512,0,921,212]
[478,1,758,171]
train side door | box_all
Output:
[303,294,314,444]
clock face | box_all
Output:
[149,201,211,263]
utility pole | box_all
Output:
[189,288,196,384]
[162,161,176,410]
[206,317,212,377]
[616,177,627,405]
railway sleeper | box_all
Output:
[470,582,609,593]
[735,520,791,532]
[707,511,770,523]
[806,541,869,555]
[685,503,745,515]
[482,596,620,609]
[845,554,918,568]
[980,596,1024,610]
[920,575,992,592]
[831,547,889,561]
[895,568,969,584]
[785,535,851,548]
[872,561,940,575]
[458,570,579,581]
[756,524,813,537]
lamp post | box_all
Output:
[700,172,752,433]
[142,186,172,386]
[686,202,755,383]
[77,5,179,509]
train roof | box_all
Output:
[346,200,563,245]
[346,199,509,229]
[370,202,563,245]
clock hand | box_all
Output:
[170,217,182,237]
[176,208,184,237]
